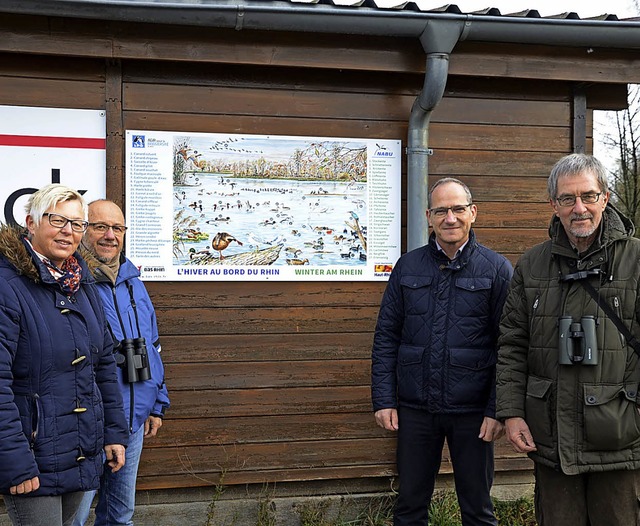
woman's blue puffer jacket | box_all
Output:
[0,228,128,496]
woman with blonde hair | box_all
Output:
[0,184,128,526]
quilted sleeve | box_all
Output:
[0,280,40,493]
[371,267,403,412]
[496,261,530,421]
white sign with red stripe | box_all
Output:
[0,105,106,226]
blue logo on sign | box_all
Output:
[374,143,393,157]
[132,135,145,148]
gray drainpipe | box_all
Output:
[407,21,465,251]
[407,54,448,251]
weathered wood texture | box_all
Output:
[0,13,622,495]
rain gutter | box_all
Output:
[4,1,640,250]
[1,1,640,47]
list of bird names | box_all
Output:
[126,150,168,260]
[368,156,400,262]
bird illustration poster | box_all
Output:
[125,130,400,281]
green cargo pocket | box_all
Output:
[525,376,554,449]
[583,383,640,451]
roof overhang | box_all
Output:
[1,0,640,52]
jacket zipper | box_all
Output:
[530,294,540,334]
[31,394,41,448]
[613,296,625,347]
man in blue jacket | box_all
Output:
[371,178,512,526]
[74,200,170,526]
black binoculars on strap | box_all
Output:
[558,315,599,365]
[114,337,151,382]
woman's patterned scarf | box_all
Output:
[56,255,82,295]
[24,236,83,295]
[41,254,83,295]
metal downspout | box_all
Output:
[406,53,452,251]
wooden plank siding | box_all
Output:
[118,58,561,489]
[0,13,629,497]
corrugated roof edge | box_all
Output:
[0,0,635,21]
[1,0,640,49]
[294,0,630,20]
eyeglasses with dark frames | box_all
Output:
[42,213,89,233]
[555,192,602,207]
[88,223,128,235]
[429,204,472,218]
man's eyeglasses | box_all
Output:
[555,192,602,207]
[429,204,472,218]
[43,213,89,233]
[88,223,128,235]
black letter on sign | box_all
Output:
[4,187,38,226]
[3,169,87,226]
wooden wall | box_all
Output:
[0,12,631,495]
[121,61,568,490]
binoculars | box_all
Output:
[114,337,151,382]
[558,316,598,365]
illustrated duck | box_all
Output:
[286,258,309,265]
[188,248,211,260]
[211,232,243,260]
[285,247,302,256]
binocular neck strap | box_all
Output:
[579,280,640,357]
[111,281,142,340]
[125,281,143,338]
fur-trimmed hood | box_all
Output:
[0,224,41,282]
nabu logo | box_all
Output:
[374,143,393,157]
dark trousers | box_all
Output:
[534,463,640,525]
[394,406,497,526]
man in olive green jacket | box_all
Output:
[497,153,640,525]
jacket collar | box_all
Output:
[428,229,477,268]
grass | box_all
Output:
[208,486,536,525]
[493,495,537,526]
[290,491,536,526]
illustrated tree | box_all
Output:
[298,141,367,180]
[173,138,191,185]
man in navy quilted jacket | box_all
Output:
[371,178,513,526]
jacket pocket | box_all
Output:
[454,277,492,318]
[400,276,432,316]
[583,383,640,451]
[396,344,425,404]
[14,393,42,447]
[448,347,495,406]
[525,376,554,449]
